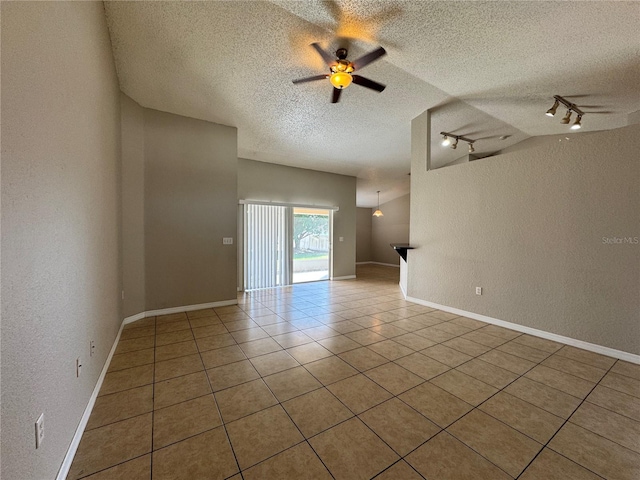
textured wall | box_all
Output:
[238,159,357,279]
[144,109,238,310]
[121,94,146,317]
[371,194,411,265]
[1,3,122,478]
[356,208,373,262]
[410,118,640,355]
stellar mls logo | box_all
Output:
[602,236,639,245]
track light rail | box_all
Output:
[440,132,476,144]
[552,95,584,116]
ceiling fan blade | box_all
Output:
[311,42,336,67]
[352,46,386,70]
[292,74,329,84]
[352,75,386,92]
[332,87,342,103]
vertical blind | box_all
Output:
[244,204,292,290]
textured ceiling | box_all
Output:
[104,1,640,207]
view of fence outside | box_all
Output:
[293,209,330,282]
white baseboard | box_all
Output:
[356,261,401,268]
[56,319,125,480]
[123,299,238,324]
[332,275,356,280]
[406,296,640,364]
[371,262,400,268]
[122,311,145,325]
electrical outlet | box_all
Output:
[76,357,82,377]
[339,237,344,242]
[35,413,44,449]
[476,287,482,295]
[90,340,95,357]
[222,237,233,245]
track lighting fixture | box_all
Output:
[570,114,582,130]
[440,131,476,154]
[546,95,585,130]
[546,99,560,117]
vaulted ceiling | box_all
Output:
[104,1,640,206]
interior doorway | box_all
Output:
[292,208,331,283]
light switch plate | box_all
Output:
[223,237,233,245]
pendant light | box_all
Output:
[372,191,384,217]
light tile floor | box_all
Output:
[68,264,640,479]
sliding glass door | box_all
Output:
[243,204,332,290]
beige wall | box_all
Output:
[238,159,357,278]
[356,207,373,262]
[1,3,122,479]
[410,117,640,355]
[144,109,238,310]
[121,94,146,317]
[371,194,410,265]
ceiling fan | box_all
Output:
[293,43,387,103]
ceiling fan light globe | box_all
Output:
[441,135,451,147]
[373,209,384,217]
[330,72,352,89]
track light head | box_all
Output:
[570,114,582,130]
[468,143,475,153]
[441,135,451,147]
[560,110,572,124]
[546,99,560,117]
[451,139,458,150]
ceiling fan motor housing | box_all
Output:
[336,48,348,60]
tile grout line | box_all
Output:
[513,359,620,479]
[389,320,607,477]
[191,311,246,480]
[149,315,157,480]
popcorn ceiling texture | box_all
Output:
[104,1,640,206]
